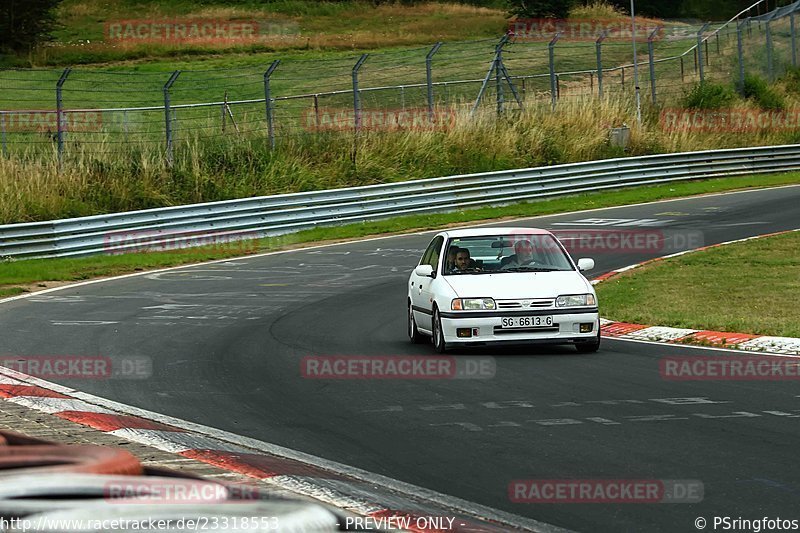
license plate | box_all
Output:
[500,316,554,328]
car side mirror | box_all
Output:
[577,258,595,271]
[414,264,435,278]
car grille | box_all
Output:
[493,325,560,335]
[496,298,554,309]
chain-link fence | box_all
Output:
[0,0,796,166]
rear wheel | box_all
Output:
[432,308,447,353]
[576,332,601,353]
[408,302,423,344]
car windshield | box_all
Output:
[442,234,575,275]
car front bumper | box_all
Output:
[439,309,599,346]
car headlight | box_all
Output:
[555,294,597,307]
[451,298,496,311]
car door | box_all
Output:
[411,235,444,332]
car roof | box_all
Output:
[442,227,554,238]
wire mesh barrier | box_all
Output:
[0,0,798,166]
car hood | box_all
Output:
[443,271,592,299]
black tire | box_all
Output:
[408,302,424,344]
[576,332,601,353]
[432,307,447,353]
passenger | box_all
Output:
[445,246,461,271]
[453,248,473,272]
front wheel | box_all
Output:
[576,332,601,353]
[408,302,423,344]
[432,308,447,353]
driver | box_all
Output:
[501,239,536,269]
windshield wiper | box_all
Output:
[503,266,561,272]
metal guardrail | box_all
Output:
[2,143,800,259]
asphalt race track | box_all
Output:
[2,185,800,532]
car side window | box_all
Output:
[420,236,444,271]
[426,236,444,269]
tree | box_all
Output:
[0,0,63,54]
[507,0,575,18]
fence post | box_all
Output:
[222,91,228,133]
[648,27,660,105]
[56,67,72,170]
[549,32,560,111]
[680,56,685,82]
[621,66,625,90]
[263,60,280,150]
[766,17,774,81]
[426,42,442,121]
[791,12,797,68]
[313,94,320,128]
[737,20,746,93]
[471,34,508,116]
[163,70,180,168]
[352,54,368,132]
[697,23,710,83]
[496,37,504,115]
[596,31,607,97]
[0,113,6,157]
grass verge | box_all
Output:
[595,231,800,337]
[1,172,798,297]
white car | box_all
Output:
[407,227,600,353]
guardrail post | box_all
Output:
[596,31,607,97]
[56,67,72,170]
[737,20,746,93]
[549,32,560,111]
[791,12,797,67]
[426,42,442,121]
[648,27,660,104]
[697,23,710,83]
[163,70,180,168]
[766,17,775,81]
[352,54,368,132]
[263,60,280,150]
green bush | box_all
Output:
[742,74,785,110]
[779,66,800,95]
[680,82,736,109]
